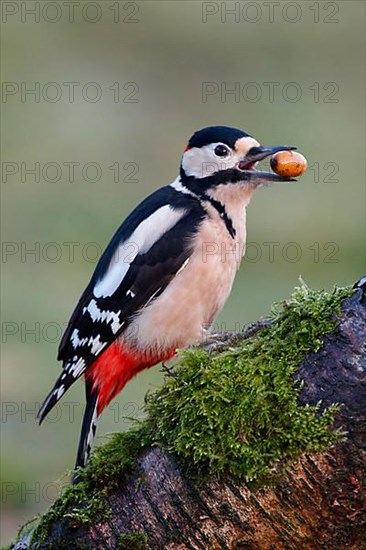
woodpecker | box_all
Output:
[37,126,297,474]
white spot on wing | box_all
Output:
[71,329,107,355]
[94,205,187,298]
[66,356,86,378]
[84,299,124,334]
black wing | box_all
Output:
[38,186,205,422]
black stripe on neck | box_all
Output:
[202,193,236,239]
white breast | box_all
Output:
[122,183,256,355]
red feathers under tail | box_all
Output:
[86,342,168,415]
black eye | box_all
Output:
[214,144,230,157]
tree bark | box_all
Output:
[15,280,366,550]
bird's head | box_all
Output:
[180,126,297,196]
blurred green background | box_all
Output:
[1,0,365,545]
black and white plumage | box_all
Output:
[37,188,205,422]
[37,126,297,475]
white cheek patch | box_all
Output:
[94,205,187,298]
[182,144,237,178]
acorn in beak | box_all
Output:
[237,145,298,182]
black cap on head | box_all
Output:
[187,126,251,150]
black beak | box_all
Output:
[238,145,297,183]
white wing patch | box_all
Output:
[94,262,130,300]
[93,205,187,298]
[83,299,124,334]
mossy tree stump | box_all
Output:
[13,279,366,550]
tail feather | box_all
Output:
[73,380,99,482]
[37,360,87,424]
[37,374,68,424]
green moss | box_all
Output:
[21,283,353,547]
[29,477,107,548]
[86,429,147,490]
[30,431,146,548]
[118,531,148,549]
[144,283,354,482]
